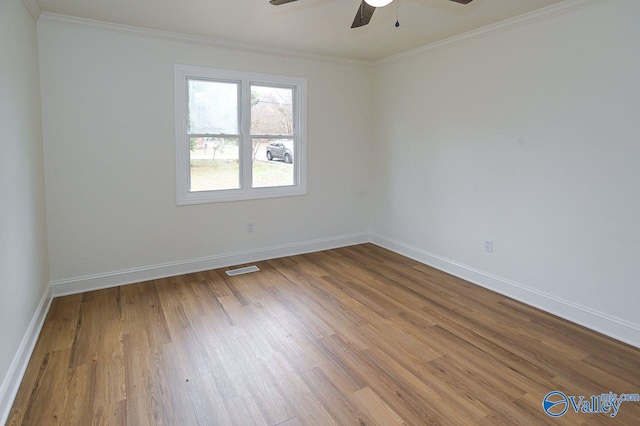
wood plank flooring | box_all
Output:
[8,244,640,425]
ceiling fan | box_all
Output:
[270,0,474,29]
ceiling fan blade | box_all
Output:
[448,0,474,4]
[351,1,376,29]
[270,0,299,5]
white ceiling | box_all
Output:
[36,0,567,61]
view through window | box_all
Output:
[251,85,294,188]
[175,65,306,204]
[188,79,240,191]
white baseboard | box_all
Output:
[51,233,370,297]
[0,284,52,425]
[370,233,640,349]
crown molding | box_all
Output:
[21,0,41,21]
[37,0,604,67]
[37,12,371,68]
[375,0,606,66]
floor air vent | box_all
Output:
[225,265,260,276]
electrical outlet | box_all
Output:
[484,239,493,253]
[247,222,254,233]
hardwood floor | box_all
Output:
[8,244,640,425]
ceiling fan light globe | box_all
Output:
[364,0,393,7]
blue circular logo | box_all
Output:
[543,391,569,417]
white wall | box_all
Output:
[0,0,636,418]
[0,0,50,418]
[31,0,640,349]
[38,19,371,285]
[371,0,640,345]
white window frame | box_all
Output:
[174,64,307,205]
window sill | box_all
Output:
[176,185,307,205]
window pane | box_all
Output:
[253,138,294,188]
[188,79,238,134]
[190,137,240,191]
[251,85,293,135]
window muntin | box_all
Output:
[175,65,307,205]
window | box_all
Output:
[174,65,307,204]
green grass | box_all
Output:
[253,160,294,188]
[190,159,293,192]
